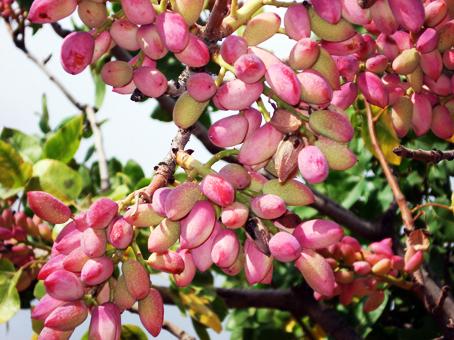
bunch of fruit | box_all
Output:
[28,192,163,339]
[0,208,52,292]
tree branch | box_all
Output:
[204,0,229,41]
[143,127,192,198]
[365,102,414,233]
[7,22,110,191]
[162,320,196,340]
[154,285,361,340]
[393,145,454,164]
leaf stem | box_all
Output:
[262,86,308,122]
[204,149,239,168]
[256,97,271,122]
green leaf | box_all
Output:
[83,145,96,163]
[151,106,172,122]
[361,110,401,166]
[33,159,83,202]
[107,184,130,201]
[120,324,148,340]
[1,128,42,163]
[192,319,211,340]
[355,290,389,337]
[92,71,106,108]
[43,115,84,163]
[33,280,46,300]
[199,110,212,129]
[341,179,366,209]
[0,259,22,323]
[0,140,33,197]
[124,160,145,186]
[39,94,51,134]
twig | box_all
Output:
[393,145,454,164]
[365,102,414,233]
[85,106,110,191]
[162,320,196,340]
[411,202,453,214]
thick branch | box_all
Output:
[204,0,229,41]
[155,285,360,340]
[393,145,454,164]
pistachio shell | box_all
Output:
[262,179,314,206]
[309,110,354,143]
[308,7,356,42]
[173,92,209,129]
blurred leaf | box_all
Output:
[342,179,366,209]
[0,140,33,198]
[83,145,96,163]
[124,160,145,186]
[31,318,44,336]
[80,331,89,340]
[39,94,51,134]
[157,55,185,80]
[362,110,401,166]
[0,259,22,323]
[151,106,172,122]
[355,291,389,337]
[179,290,222,333]
[120,324,148,340]
[199,110,212,129]
[107,184,130,201]
[211,295,229,322]
[33,159,83,202]
[33,280,46,300]
[92,71,106,109]
[192,319,211,340]
[1,127,42,163]
[43,115,83,163]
